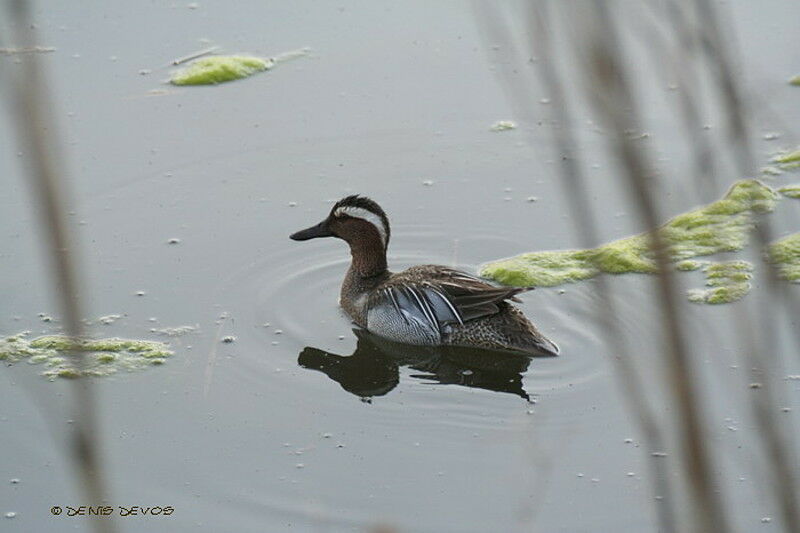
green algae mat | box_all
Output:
[778,184,800,199]
[774,150,800,171]
[0,333,172,380]
[480,179,800,304]
[169,49,309,86]
[170,55,273,86]
[768,232,800,283]
[686,261,754,305]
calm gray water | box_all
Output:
[1,2,799,532]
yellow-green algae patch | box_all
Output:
[768,233,800,283]
[773,149,800,171]
[778,184,800,199]
[0,333,173,379]
[675,259,710,272]
[170,56,273,86]
[790,75,800,87]
[480,180,778,295]
[687,261,753,304]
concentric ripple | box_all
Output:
[213,224,613,406]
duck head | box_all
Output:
[290,195,391,251]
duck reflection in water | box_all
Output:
[298,329,554,401]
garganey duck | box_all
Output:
[290,195,559,357]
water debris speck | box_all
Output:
[98,314,123,325]
[172,43,219,66]
[4,512,16,519]
[422,180,434,186]
[0,46,55,55]
[490,120,516,132]
[167,238,181,244]
[0,332,173,380]
[221,336,236,343]
[150,325,197,337]
[135,290,147,297]
[790,75,800,86]
[9,479,19,484]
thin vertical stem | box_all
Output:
[5,2,116,533]
[579,3,731,532]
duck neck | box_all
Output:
[346,238,388,279]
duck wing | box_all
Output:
[371,266,533,333]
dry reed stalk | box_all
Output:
[3,2,116,532]
[574,3,741,531]
[473,3,678,531]
[690,1,800,529]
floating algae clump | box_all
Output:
[778,185,800,199]
[0,333,173,379]
[768,233,800,283]
[675,259,709,272]
[687,261,753,304]
[773,149,800,171]
[480,180,778,302]
[170,56,273,86]
[490,120,517,132]
[482,249,597,287]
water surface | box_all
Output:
[1,2,799,532]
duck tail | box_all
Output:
[516,335,560,357]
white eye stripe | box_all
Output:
[334,206,388,245]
